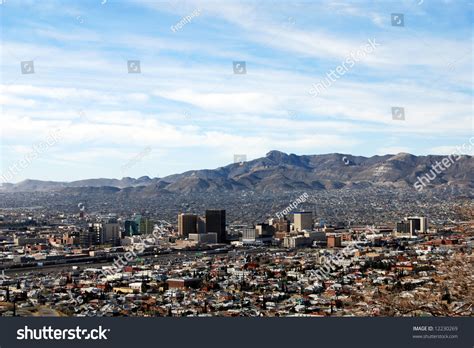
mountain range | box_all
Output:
[1,151,472,193]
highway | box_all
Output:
[1,246,269,277]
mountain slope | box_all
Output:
[1,151,472,193]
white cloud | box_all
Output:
[153,88,279,114]
[1,0,471,181]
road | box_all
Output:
[1,249,230,276]
[1,246,270,277]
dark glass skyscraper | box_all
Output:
[205,210,226,243]
[124,220,139,236]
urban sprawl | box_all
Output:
[0,197,472,317]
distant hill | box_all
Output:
[1,151,472,193]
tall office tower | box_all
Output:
[82,220,120,247]
[242,228,257,241]
[139,218,154,235]
[178,213,197,237]
[124,220,139,236]
[255,223,275,237]
[407,216,428,234]
[205,210,226,243]
[197,216,206,234]
[80,225,101,247]
[133,214,142,232]
[294,212,312,232]
[396,221,410,234]
[102,220,121,246]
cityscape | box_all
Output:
[0,177,472,317]
[0,0,472,327]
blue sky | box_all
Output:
[0,0,472,182]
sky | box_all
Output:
[0,0,472,183]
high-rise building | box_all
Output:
[293,212,312,232]
[205,210,226,243]
[397,217,428,235]
[255,223,275,237]
[242,228,257,241]
[178,213,197,237]
[80,227,101,247]
[124,220,139,236]
[102,220,121,245]
[407,216,428,234]
[82,220,120,247]
[139,218,154,235]
[134,214,142,231]
[396,221,410,234]
[197,216,206,234]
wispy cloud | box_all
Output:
[0,0,471,182]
